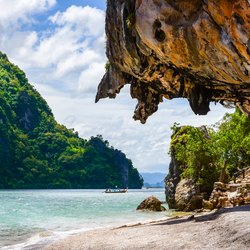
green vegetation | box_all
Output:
[126,12,136,28]
[170,110,250,193]
[105,61,110,72]
[0,52,143,189]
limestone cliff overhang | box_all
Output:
[96,0,250,123]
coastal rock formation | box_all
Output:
[96,0,250,123]
[165,125,211,210]
[165,147,180,209]
[174,179,203,211]
[137,195,166,211]
[203,168,250,210]
[166,113,250,211]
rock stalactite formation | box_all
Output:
[96,0,250,123]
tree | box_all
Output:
[0,52,144,189]
[170,109,250,194]
[213,109,250,175]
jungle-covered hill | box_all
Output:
[0,52,143,189]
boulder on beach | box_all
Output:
[137,196,166,212]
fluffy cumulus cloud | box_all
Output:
[50,5,104,37]
[0,2,106,93]
[0,0,56,57]
[0,0,56,27]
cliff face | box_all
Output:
[165,147,180,209]
[96,0,250,123]
[165,125,211,211]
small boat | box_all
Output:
[104,188,128,193]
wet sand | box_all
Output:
[45,205,250,250]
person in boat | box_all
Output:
[105,188,127,193]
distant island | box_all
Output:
[141,172,165,188]
[0,52,143,189]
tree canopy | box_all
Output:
[0,52,143,189]
[170,110,250,193]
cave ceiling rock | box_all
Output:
[96,0,250,123]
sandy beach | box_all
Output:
[45,205,250,250]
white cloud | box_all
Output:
[78,62,106,92]
[0,4,106,93]
[50,5,104,37]
[0,0,57,62]
[0,0,56,28]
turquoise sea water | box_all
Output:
[0,189,169,249]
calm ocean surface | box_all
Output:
[0,189,169,249]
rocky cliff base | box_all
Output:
[167,167,250,212]
[203,168,250,210]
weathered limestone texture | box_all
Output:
[165,147,180,209]
[174,179,203,211]
[96,0,250,123]
[203,167,250,210]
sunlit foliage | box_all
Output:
[170,110,250,193]
[0,52,143,189]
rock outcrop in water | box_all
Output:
[96,0,250,123]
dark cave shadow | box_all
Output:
[152,205,250,226]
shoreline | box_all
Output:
[45,205,250,250]
[0,189,168,250]
[3,213,171,250]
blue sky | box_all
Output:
[33,0,106,29]
[0,0,231,173]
